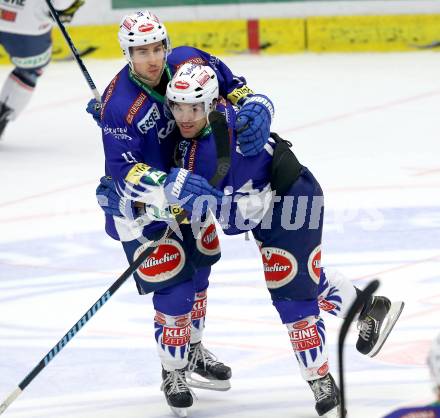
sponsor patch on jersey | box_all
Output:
[139,23,155,32]
[136,103,161,134]
[100,74,119,120]
[11,47,51,69]
[308,245,321,284]
[196,223,220,256]
[158,119,176,142]
[174,80,190,90]
[154,311,166,325]
[318,298,337,312]
[0,8,17,22]
[162,323,191,346]
[175,57,206,71]
[174,314,191,327]
[196,70,211,87]
[103,125,132,141]
[289,324,321,352]
[317,362,329,376]
[135,239,185,283]
[192,291,207,320]
[261,247,298,289]
[292,320,309,330]
[126,92,147,124]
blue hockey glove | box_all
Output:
[86,98,103,128]
[164,168,224,215]
[235,94,275,157]
[96,176,138,219]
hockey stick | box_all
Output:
[337,279,380,417]
[45,0,101,102]
[0,219,179,415]
[0,111,230,415]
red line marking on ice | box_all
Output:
[0,260,117,276]
[0,209,96,223]
[353,253,440,281]
[279,89,440,135]
[412,168,440,177]
[0,180,96,208]
[27,95,90,114]
[327,183,440,192]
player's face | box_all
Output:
[130,42,165,86]
[171,102,207,138]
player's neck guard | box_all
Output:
[129,64,172,103]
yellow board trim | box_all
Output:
[167,19,248,55]
[0,14,439,66]
[259,18,306,54]
[308,14,440,52]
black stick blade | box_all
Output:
[338,279,380,417]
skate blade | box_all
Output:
[324,405,347,418]
[170,406,188,417]
[185,371,231,391]
[324,405,345,418]
[368,301,405,358]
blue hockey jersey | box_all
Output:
[382,403,440,418]
[100,46,250,240]
[175,99,275,235]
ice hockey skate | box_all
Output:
[185,342,232,391]
[308,373,345,418]
[357,296,405,357]
[0,102,12,140]
[161,368,194,418]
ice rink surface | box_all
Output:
[0,51,439,418]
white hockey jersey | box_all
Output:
[0,0,75,35]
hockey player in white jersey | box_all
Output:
[0,0,84,139]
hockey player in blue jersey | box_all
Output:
[163,64,405,417]
[92,10,274,417]
[97,62,404,417]
[165,62,341,418]
[383,333,440,418]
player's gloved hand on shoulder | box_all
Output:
[56,0,85,23]
[86,98,103,128]
[96,176,138,219]
[235,94,275,157]
[164,168,223,215]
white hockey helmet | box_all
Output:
[428,333,440,390]
[166,63,219,121]
[118,10,171,66]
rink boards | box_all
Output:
[1,13,440,64]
